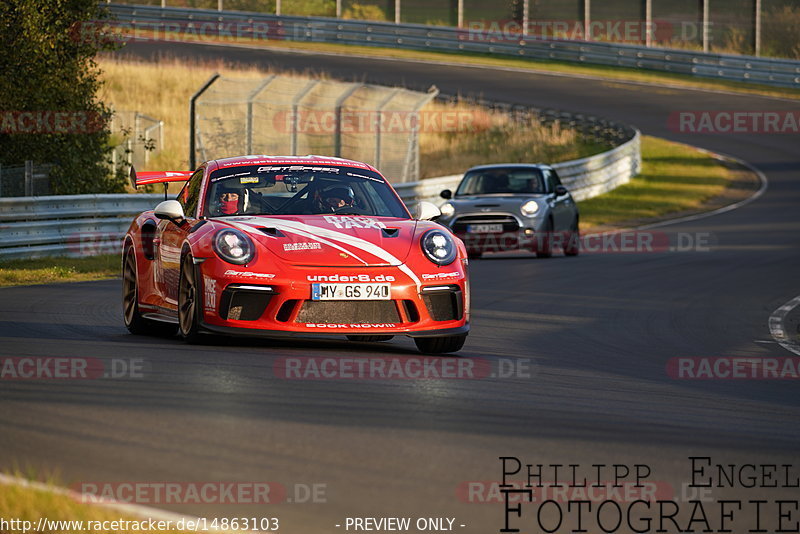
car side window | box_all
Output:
[178,169,204,218]
[542,169,556,193]
[549,168,563,186]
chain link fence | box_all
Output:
[193,75,438,182]
[0,162,52,198]
[109,110,165,170]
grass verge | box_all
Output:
[578,135,758,230]
[0,255,120,288]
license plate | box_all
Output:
[467,223,504,233]
[311,283,391,300]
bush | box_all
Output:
[343,3,387,21]
[0,0,125,194]
[761,5,800,59]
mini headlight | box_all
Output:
[421,229,457,266]
[440,202,455,217]
[521,200,540,217]
[213,228,255,265]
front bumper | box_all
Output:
[196,262,470,337]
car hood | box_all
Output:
[217,215,418,266]
[449,194,547,211]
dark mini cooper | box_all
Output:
[437,164,580,258]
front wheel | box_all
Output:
[179,253,203,343]
[564,220,580,256]
[346,335,394,342]
[414,334,467,354]
[122,248,177,336]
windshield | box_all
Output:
[204,164,409,218]
[456,167,546,196]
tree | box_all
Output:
[0,0,125,194]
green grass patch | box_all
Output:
[578,135,747,229]
[0,254,120,288]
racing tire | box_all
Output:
[122,248,177,337]
[564,219,580,257]
[414,334,467,354]
[346,335,395,342]
[535,219,553,259]
[179,253,203,344]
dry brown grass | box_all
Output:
[97,57,602,182]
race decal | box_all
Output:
[283,242,322,252]
[203,276,217,313]
[323,216,387,229]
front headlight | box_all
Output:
[440,202,455,217]
[213,228,255,265]
[421,229,457,266]
[521,200,540,217]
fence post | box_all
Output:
[0,163,3,198]
[246,76,276,155]
[24,161,32,197]
[701,0,710,53]
[334,83,363,157]
[189,73,220,170]
[584,0,591,40]
[290,80,319,156]
[754,0,761,56]
[375,88,401,170]
[644,0,652,46]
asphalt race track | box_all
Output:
[1,42,799,532]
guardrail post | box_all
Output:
[189,73,220,170]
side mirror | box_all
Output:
[440,189,452,200]
[415,201,441,221]
[555,185,568,197]
[154,200,185,223]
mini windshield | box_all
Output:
[456,167,546,196]
[204,164,409,218]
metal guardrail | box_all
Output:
[106,4,800,89]
[0,127,639,259]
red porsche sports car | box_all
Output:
[122,156,470,353]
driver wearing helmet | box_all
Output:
[212,186,241,216]
[317,185,356,213]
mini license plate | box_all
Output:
[467,223,504,233]
[311,283,391,301]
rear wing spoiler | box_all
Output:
[129,167,192,199]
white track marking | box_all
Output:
[769,295,800,356]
